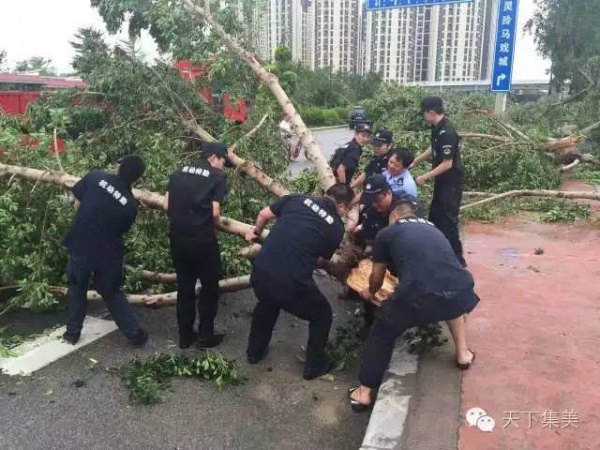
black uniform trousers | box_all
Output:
[428,182,466,266]
[170,237,221,340]
[359,288,479,388]
[247,266,333,368]
[66,254,142,341]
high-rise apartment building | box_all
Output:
[256,0,495,83]
[363,0,495,83]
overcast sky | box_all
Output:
[0,0,550,81]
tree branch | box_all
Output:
[181,0,336,190]
[229,113,268,153]
[460,190,600,211]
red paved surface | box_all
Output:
[459,189,600,450]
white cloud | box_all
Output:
[0,0,550,81]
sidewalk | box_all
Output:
[360,191,600,449]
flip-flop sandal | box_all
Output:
[348,386,373,413]
[456,349,476,370]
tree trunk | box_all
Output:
[0,162,269,241]
[181,0,337,191]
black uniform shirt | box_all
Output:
[364,149,393,177]
[254,194,345,283]
[329,139,363,183]
[167,160,227,242]
[64,170,138,261]
[373,218,473,299]
[360,193,425,245]
[431,117,463,186]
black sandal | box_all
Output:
[456,349,476,370]
[348,386,373,412]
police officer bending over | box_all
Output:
[62,156,148,346]
[329,123,372,184]
[412,96,466,266]
[244,184,355,380]
[348,195,479,412]
[165,142,232,349]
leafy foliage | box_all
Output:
[122,352,243,405]
[14,56,57,76]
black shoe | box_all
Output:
[196,334,224,349]
[129,329,148,348]
[303,361,333,381]
[62,331,80,345]
[247,347,269,365]
[179,332,197,349]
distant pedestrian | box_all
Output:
[412,96,466,266]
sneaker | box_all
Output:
[196,333,224,349]
[303,361,333,381]
[129,329,148,348]
[247,346,270,365]
[62,331,80,345]
[179,332,197,349]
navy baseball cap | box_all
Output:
[372,129,393,145]
[391,193,419,211]
[420,96,444,113]
[361,174,391,206]
[355,122,373,134]
[202,142,234,168]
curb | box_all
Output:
[308,124,348,132]
[359,343,419,450]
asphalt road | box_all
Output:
[0,278,370,450]
[288,127,354,178]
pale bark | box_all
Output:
[0,162,267,240]
[182,0,336,191]
[460,190,600,211]
[49,275,250,307]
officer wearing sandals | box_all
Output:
[348,195,479,412]
[165,141,232,349]
[244,184,355,380]
[412,96,466,266]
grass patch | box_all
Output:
[121,352,244,405]
[461,198,591,223]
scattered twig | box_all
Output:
[229,113,268,153]
[460,190,600,211]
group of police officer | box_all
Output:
[61,95,479,411]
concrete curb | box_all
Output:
[308,124,348,132]
[359,343,419,450]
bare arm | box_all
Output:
[350,172,365,190]
[368,262,387,296]
[212,201,221,227]
[74,199,81,211]
[336,165,347,184]
[245,206,276,241]
[411,146,432,168]
[163,192,169,211]
[418,158,453,183]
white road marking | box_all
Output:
[0,316,117,376]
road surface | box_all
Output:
[288,127,353,178]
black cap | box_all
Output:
[361,174,391,206]
[420,96,444,113]
[201,142,234,168]
[372,129,393,145]
[355,122,373,134]
[391,193,419,211]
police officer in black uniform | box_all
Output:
[62,155,148,346]
[329,123,373,184]
[412,96,466,266]
[348,196,479,412]
[244,184,355,380]
[350,128,395,193]
[165,142,232,349]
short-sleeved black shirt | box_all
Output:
[167,160,228,243]
[373,218,473,299]
[63,170,138,261]
[329,139,363,183]
[253,194,345,283]
[364,149,393,177]
[431,117,463,186]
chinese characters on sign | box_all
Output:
[502,410,579,429]
[491,0,519,92]
[365,0,473,11]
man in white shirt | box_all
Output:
[279,112,297,161]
